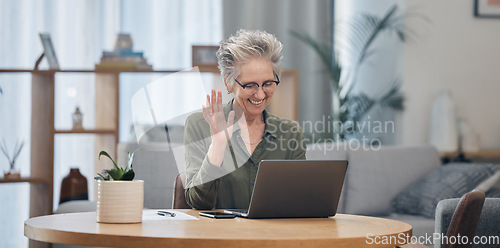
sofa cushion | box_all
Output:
[475,171,500,192]
[343,145,440,216]
[486,187,500,198]
[54,200,96,214]
[306,142,348,160]
[306,142,348,212]
[118,142,182,209]
[391,163,500,218]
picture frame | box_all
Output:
[39,33,60,69]
[192,45,219,72]
[474,0,500,18]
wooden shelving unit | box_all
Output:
[0,178,50,184]
[0,69,160,220]
[54,129,116,134]
[0,68,299,224]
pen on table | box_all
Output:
[157,211,176,217]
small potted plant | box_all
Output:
[1,140,24,179]
[95,150,143,223]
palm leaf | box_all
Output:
[348,93,376,123]
[292,4,416,140]
[378,79,405,111]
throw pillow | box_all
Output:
[486,187,500,198]
[475,171,500,192]
[390,163,500,218]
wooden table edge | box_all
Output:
[24,211,413,248]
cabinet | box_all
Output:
[0,68,299,220]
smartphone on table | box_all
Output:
[199,212,236,219]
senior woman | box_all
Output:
[184,29,306,210]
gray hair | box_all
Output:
[216,29,283,88]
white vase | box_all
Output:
[96,180,144,223]
[429,90,458,153]
[457,118,480,153]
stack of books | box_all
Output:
[96,34,152,70]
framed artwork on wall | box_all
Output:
[39,33,60,69]
[192,45,219,72]
[474,0,500,18]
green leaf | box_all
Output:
[378,79,405,111]
[125,150,138,172]
[98,151,119,170]
[107,168,124,180]
[95,172,110,181]
[121,169,135,181]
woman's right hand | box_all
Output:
[202,89,235,146]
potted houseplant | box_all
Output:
[95,150,143,223]
[291,5,411,141]
[1,140,24,179]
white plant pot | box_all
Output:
[96,180,144,223]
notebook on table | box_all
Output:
[224,160,348,219]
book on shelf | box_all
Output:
[100,56,147,64]
[95,62,153,70]
[103,50,144,58]
[96,34,153,70]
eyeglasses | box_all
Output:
[234,74,280,94]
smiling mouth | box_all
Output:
[249,98,265,105]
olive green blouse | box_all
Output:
[184,99,306,210]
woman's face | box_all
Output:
[230,58,276,119]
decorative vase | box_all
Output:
[457,118,480,153]
[72,106,83,130]
[59,168,88,204]
[96,180,144,223]
[429,90,458,152]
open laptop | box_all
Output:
[224,160,348,219]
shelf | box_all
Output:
[55,129,116,134]
[440,149,500,159]
[0,177,49,184]
[0,69,187,73]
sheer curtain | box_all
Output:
[0,0,221,246]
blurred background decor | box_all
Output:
[292,4,419,142]
[59,168,88,204]
[1,140,24,179]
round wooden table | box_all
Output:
[25,210,412,247]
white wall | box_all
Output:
[403,0,500,149]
